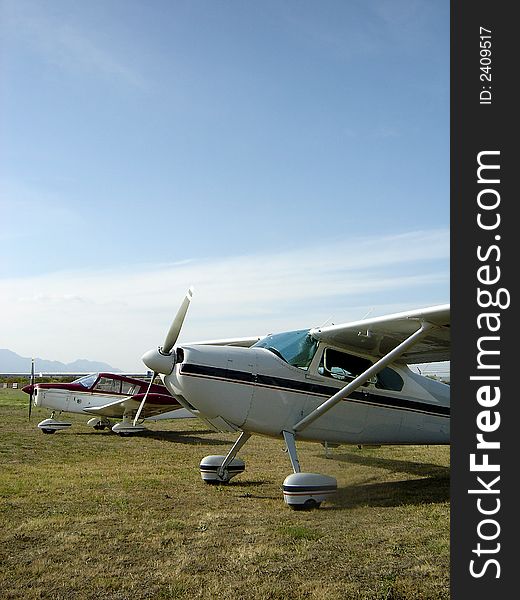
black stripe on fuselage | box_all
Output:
[179,363,450,417]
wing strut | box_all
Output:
[292,321,435,434]
[133,371,157,425]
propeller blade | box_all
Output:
[161,287,194,354]
[28,358,35,420]
[133,371,157,426]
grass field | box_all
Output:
[0,388,450,599]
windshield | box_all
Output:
[73,373,97,389]
[253,329,318,369]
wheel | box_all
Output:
[204,478,230,485]
[289,499,321,511]
[202,469,233,484]
[199,455,246,484]
[41,428,56,434]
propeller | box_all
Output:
[142,287,194,375]
[28,358,35,420]
[162,286,194,354]
[136,287,194,425]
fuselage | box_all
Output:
[162,336,450,445]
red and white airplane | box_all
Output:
[141,288,450,510]
[22,371,194,435]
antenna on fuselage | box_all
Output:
[318,316,334,328]
[361,307,375,320]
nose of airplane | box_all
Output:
[22,384,34,395]
[142,347,176,375]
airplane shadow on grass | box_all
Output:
[319,450,450,509]
[322,449,450,477]
[140,429,231,446]
[330,475,450,510]
[208,477,450,508]
[74,429,231,446]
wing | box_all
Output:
[310,304,450,364]
[83,392,186,419]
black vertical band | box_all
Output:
[451,2,517,597]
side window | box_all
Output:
[121,382,140,395]
[319,348,372,382]
[94,377,121,394]
[376,368,404,391]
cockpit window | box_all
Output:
[94,377,121,394]
[252,329,318,369]
[73,374,97,389]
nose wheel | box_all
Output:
[200,432,250,484]
[199,455,246,483]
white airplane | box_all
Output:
[22,370,194,435]
[141,289,450,510]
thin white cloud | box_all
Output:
[0,229,448,370]
[2,0,146,89]
[0,180,81,251]
[372,0,430,28]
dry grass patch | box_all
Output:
[1,388,449,599]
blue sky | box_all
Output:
[1,0,449,370]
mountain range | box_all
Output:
[0,349,121,373]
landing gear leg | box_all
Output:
[281,430,337,510]
[324,442,332,459]
[200,432,251,484]
[217,432,251,479]
[283,430,301,473]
